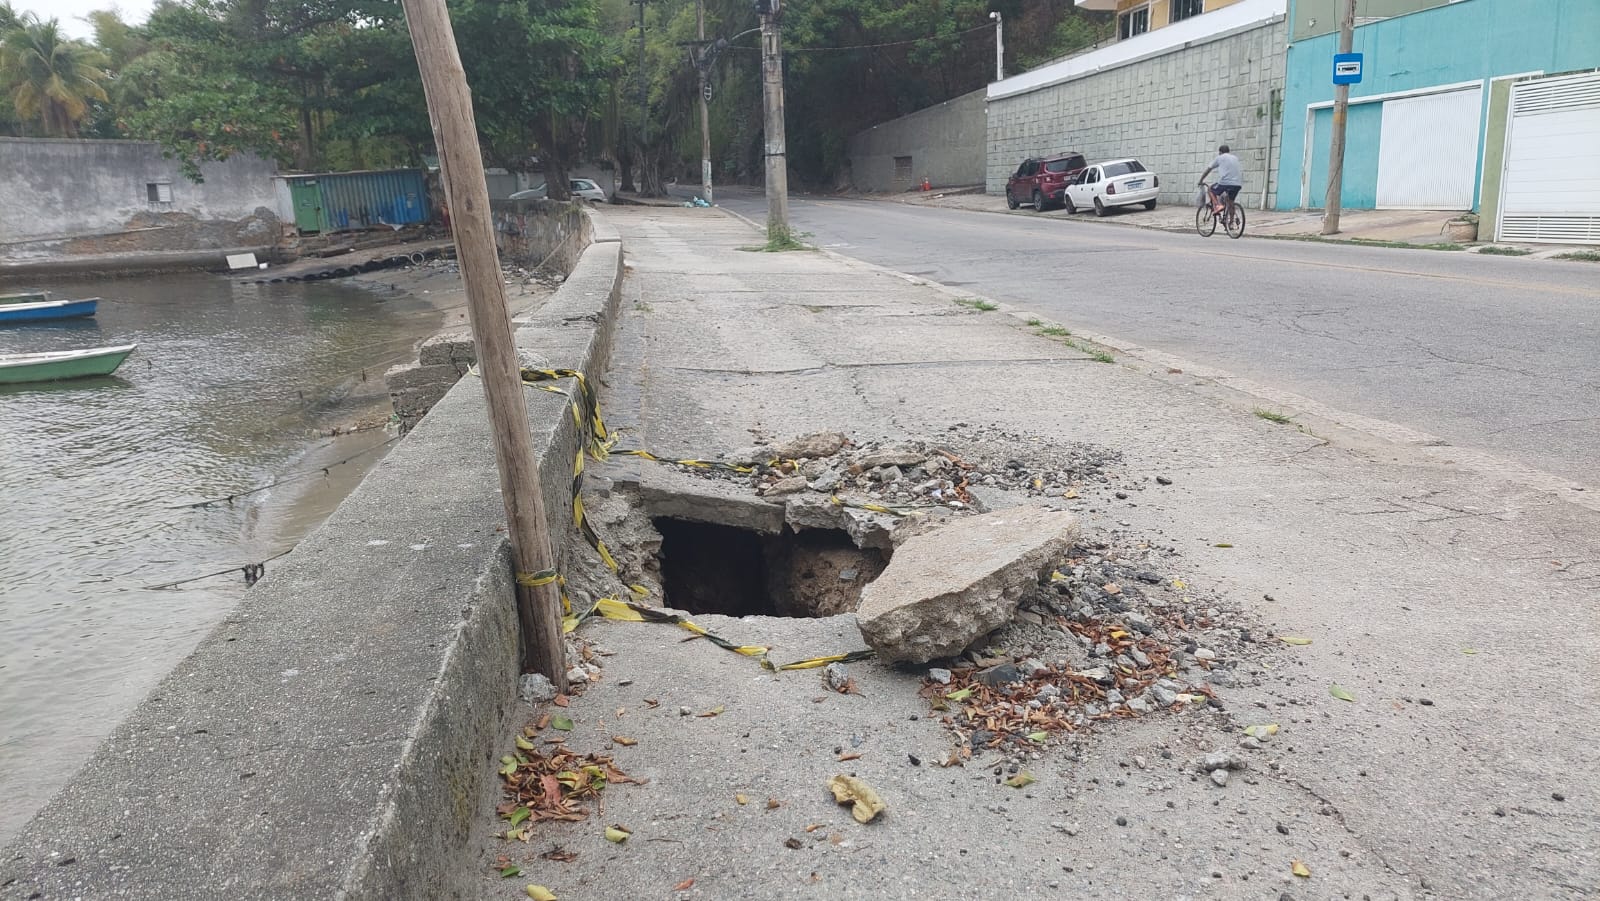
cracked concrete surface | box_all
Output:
[468,207,1599,900]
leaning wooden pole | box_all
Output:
[400,0,568,692]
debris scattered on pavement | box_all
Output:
[827,774,886,823]
[496,740,638,838]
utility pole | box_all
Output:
[758,0,788,236]
[399,0,567,690]
[634,0,649,159]
[990,11,1004,82]
[698,0,713,204]
[1321,0,1356,235]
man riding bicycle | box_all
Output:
[1199,144,1243,223]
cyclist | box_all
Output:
[1198,144,1243,225]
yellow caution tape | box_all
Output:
[760,649,877,671]
[582,598,874,671]
[614,449,754,474]
[828,495,937,517]
[516,569,560,587]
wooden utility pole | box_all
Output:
[1321,0,1356,235]
[759,0,789,236]
[400,0,567,691]
[697,0,713,204]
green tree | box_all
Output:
[452,0,614,200]
[1,13,110,137]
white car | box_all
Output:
[1062,159,1159,216]
[509,178,608,203]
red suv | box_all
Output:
[1005,153,1088,212]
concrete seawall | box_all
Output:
[0,217,624,898]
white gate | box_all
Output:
[1498,71,1600,245]
[1375,87,1482,209]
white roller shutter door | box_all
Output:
[1375,87,1483,210]
[1499,71,1600,245]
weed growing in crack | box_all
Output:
[1554,250,1600,263]
[1038,325,1071,337]
[1477,246,1531,256]
[1254,408,1293,425]
[956,297,999,311]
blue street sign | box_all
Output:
[1333,52,1363,85]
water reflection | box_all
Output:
[0,272,442,843]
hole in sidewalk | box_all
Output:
[653,518,889,618]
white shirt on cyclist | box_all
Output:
[1212,152,1243,187]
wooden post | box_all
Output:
[760,3,789,236]
[1321,0,1356,235]
[400,0,568,692]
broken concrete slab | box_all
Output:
[732,432,848,464]
[855,506,1080,663]
[858,445,927,468]
[783,495,900,550]
[639,462,785,533]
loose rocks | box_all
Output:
[855,507,1081,663]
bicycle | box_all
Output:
[1195,181,1246,239]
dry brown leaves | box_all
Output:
[496,736,641,839]
[919,612,1187,754]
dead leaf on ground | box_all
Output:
[836,752,861,762]
[804,823,825,833]
[526,886,557,901]
[1330,684,1356,702]
[827,774,886,823]
[499,864,522,878]
[735,793,749,805]
[766,798,782,810]
[1279,636,1313,646]
[1292,859,1312,878]
[553,694,570,708]
[605,825,631,843]
[612,736,638,746]
[673,877,695,891]
[535,712,552,730]
[541,847,578,863]
[696,705,725,717]
[643,699,660,708]
[1102,583,1121,595]
[1004,772,1036,788]
[784,837,804,850]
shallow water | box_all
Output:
[0,272,442,843]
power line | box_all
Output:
[726,23,990,54]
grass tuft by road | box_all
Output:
[955,297,999,311]
[1554,250,1600,263]
[1254,408,1294,425]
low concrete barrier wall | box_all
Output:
[0,220,625,899]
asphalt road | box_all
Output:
[705,186,1600,486]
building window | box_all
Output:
[1119,5,1150,40]
[146,182,172,203]
[1171,0,1204,23]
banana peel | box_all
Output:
[827,774,886,824]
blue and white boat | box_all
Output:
[0,298,98,324]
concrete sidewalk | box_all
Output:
[469,206,1599,900]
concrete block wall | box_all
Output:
[0,222,627,901]
[985,19,1286,208]
[847,89,988,192]
[0,138,279,247]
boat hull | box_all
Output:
[0,344,136,384]
[0,298,98,323]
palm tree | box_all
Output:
[1,13,110,137]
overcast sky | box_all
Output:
[13,0,155,40]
